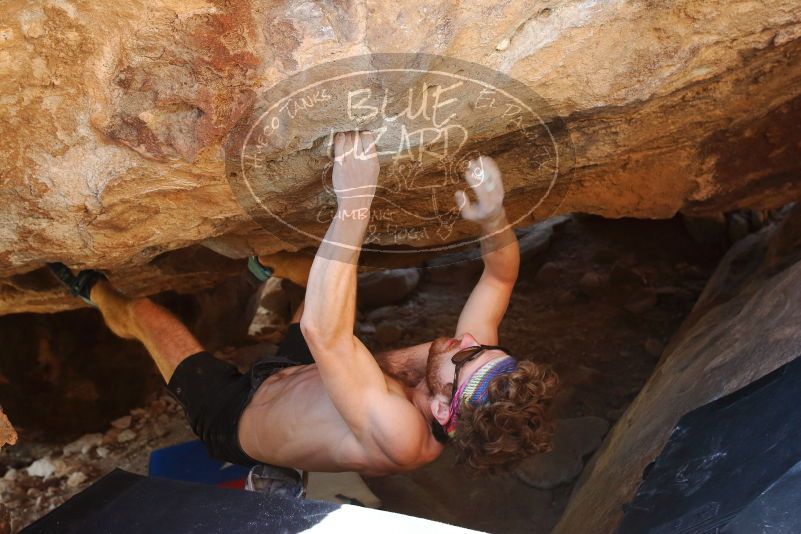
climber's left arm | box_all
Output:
[454,157,520,345]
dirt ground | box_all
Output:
[0,215,726,533]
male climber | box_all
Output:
[49,131,557,476]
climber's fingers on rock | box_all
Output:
[333,132,344,156]
[334,131,353,160]
[357,131,377,160]
[455,190,480,221]
[465,157,502,200]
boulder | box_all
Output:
[554,206,801,534]
[357,268,420,310]
[1,1,800,314]
[515,416,609,490]
[578,272,608,297]
[374,322,403,345]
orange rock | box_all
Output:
[0,0,799,315]
[0,408,17,448]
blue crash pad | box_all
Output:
[148,440,249,489]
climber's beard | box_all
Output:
[426,337,455,398]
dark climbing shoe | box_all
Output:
[247,256,274,283]
[245,464,305,498]
[47,262,106,307]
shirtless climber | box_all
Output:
[49,131,557,476]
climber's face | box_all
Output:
[424,333,511,430]
[426,334,479,397]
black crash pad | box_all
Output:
[619,354,801,534]
[20,468,474,533]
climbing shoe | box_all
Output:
[47,262,106,307]
[245,464,305,498]
[247,256,274,283]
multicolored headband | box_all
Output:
[444,356,517,438]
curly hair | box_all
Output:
[452,360,559,474]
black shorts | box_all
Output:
[166,323,314,466]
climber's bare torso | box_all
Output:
[237,361,444,476]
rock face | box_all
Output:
[553,205,801,533]
[0,407,16,449]
[1,0,801,314]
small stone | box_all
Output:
[374,322,403,345]
[63,433,103,456]
[152,424,169,438]
[150,399,167,415]
[516,449,584,490]
[103,429,120,445]
[27,458,56,479]
[3,468,17,482]
[117,429,136,443]
[66,471,87,488]
[111,415,132,430]
[52,459,70,478]
[535,262,562,284]
[579,272,608,297]
[96,447,109,458]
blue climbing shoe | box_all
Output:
[247,256,274,282]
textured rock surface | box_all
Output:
[2,0,801,314]
[0,407,16,449]
[515,416,609,490]
[554,205,801,533]
[357,268,420,310]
